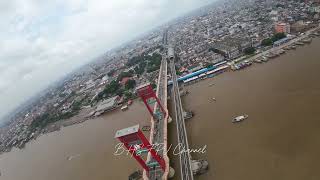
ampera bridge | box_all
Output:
[115,30,194,180]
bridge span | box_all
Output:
[142,54,170,180]
[116,31,194,180]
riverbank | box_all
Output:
[230,26,320,68]
[169,37,320,180]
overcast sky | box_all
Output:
[0,0,215,121]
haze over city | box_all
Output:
[0,0,214,122]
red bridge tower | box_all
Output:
[115,125,166,172]
[136,83,166,118]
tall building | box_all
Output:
[275,22,290,34]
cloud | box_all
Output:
[0,0,215,121]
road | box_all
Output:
[148,57,168,179]
[144,45,170,179]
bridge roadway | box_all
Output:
[144,55,170,180]
[169,58,194,180]
[144,29,194,180]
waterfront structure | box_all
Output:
[95,96,119,114]
[273,37,290,47]
[168,61,228,85]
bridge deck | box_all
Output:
[144,57,170,180]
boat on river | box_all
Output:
[302,38,312,43]
[121,105,128,111]
[295,41,304,46]
[232,114,249,123]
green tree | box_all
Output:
[134,61,146,75]
[124,91,133,99]
[104,80,120,95]
[176,70,182,76]
[261,38,273,46]
[116,88,124,96]
[271,32,286,42]
[125,79,136,90]
[72,101,82,111]
[244,47,256,55]
[151,83,157,89]
[29,111,77,132]
[146,53,162,73]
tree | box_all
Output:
[72,101,82,111]
[29,111,77,132]
[125,79,136,90]
[261,32,287,47]
[104,80,120,95]
[128,69,134,75]
[146,53,162,73]
[124,91,133,99]
[244,47,256,55]
[176,69,183,76]
[151,83,157,89]
[116,88,124,96]
[272,32,286,42]
[261,38,273,46]
[134,61,146,75]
